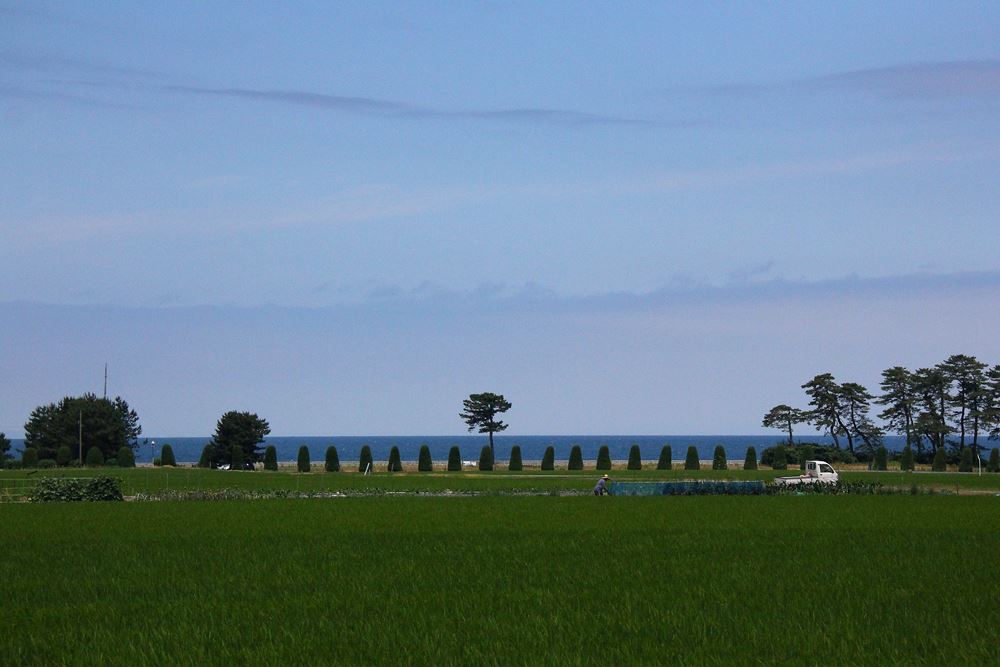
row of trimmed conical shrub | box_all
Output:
[19,445,136,468]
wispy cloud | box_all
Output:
[0,49,162,78]
[164,84,658,127]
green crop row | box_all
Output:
[2,496,998,665]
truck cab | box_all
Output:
[774,460,838,486]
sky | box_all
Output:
[2,1,1000,437]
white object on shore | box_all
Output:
[773,460,838,486]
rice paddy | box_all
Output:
[2,495,998,665]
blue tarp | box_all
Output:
[609,480,766,496]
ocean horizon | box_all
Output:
[9,434,909,464]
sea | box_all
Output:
[11,434,910,465]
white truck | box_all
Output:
[773,460,839,486]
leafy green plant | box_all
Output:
[932,448,947,471]
[568,445,583,471]
[297,446,311,473]
[359,445,374,473]
[82,476,124,501]
[388,446,403,472]
[627,445,642,470]
[541,446,554,471]
[478,446,494,471]
[508,445,523,471]
[989,448,999,473]
[743,446,757,470]
[263,445,278,471]
[684,446,699,471]
[56,446,73,467]
[418,445,432,472]
[29,477,84,502]
[712,445,727,470]
[596,445,612,471]
[447,446,461,472]
[160,444,176,467]
[657,445,672,471]
[22,448,39,468]
[326,446,341,472]
[117,446,135,468]
[86,446,104,467]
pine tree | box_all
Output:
[900,445,914,472]
[297,445,311,472]
[627,444,642,470]
[325,446,340,472]
[85,446,104,467]
[117,446,135,468]
[712,445,727,470]
[417,444,432,472]
[508,445,523,471]
[657,445,672,471]
[568,445,583,471]
[875,446,888,471]
[958,447,973,473]
[596,445,612,471]
[541,446,555,471]
[387,446,402,472]
[478,445,493,471]
[932,447,947,471]
[447,446,461,472]
[743,446,758,470]
[232,444,246,470]
[263,445,278,471]
[160,444,176,467]
[772,445,788,471]
[199,444,214,469]
[358,445,374,473]
[684,446,700,471]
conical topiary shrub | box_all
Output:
[86,446,104,467]
[263,445,278,471]
[900,445,914,472]
[418,444,432,472]
[657,445,672,471]
[568,445,583,471]
[297,445,311,472]
[541,446,554,471]
[387,446,402,472]
[712,445,727,470]
[22,447,39,467]
[325,446,340,472]
[771,445,788,471]
[931,447,947,471]
[447,446,461,472]
[596,445,612,471]
[508,445,523,471]
[684,446,700,471]
[478,445,493,471]
[958,447,973,473]
[57,445,72,467]
[198,444,214,469]
[160,444,176,467]
[231,444,246,470]
[627,444,642,470]
[359,445,374,473]
[743,446,757,470]
[875,446,888,471]
[989,448,1000,473]
[117,446,135,468]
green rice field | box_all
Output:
[3,495,998,665]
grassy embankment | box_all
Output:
[2,496,998,665]
[2,465,999,499]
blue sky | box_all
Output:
[2,2,999,436]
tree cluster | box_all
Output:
[764,355,1000,458]
[23,394,140,463]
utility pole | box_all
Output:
[78,410,83,465]
[103,363,108,400]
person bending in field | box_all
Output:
[593,474,610,496]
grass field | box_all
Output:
[3,465,1000,499]
[2,495,998,665]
